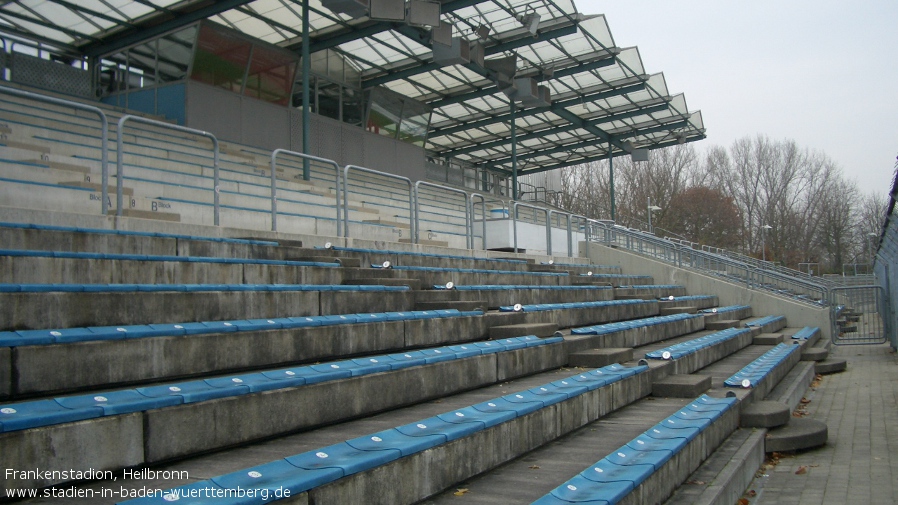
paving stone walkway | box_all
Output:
[746,343,898,505]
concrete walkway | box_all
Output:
[746,343,898,505]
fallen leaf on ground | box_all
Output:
[686,480,706,485]
[529,465,540,470]
[737,498,749,505]
[747,489,757,497]
[800,398,811,404]
[795,466,808,475]
[454,488,469,496]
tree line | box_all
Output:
[551,135,889,274]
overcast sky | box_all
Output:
[576,0,898,197]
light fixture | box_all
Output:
[517,11,540,36]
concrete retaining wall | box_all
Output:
[583,242,830,339]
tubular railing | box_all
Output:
[547,209,575,258]
[116,115,219,225]
[469,194,508,250]
[0,85,109,215]
[270,149,341,234]
[343,165,413,239]
[588,225,830,306]
[413,181,470,245]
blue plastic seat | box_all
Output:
[548,378,590,398]
[137,379,249,404]
[500,391,548,414]
[0,330,55,346]
[660,415,708,431]
[15,327,94,344]
[437,406,515,429]
[494,338,528,350]
[643,423,700,443]
[547,474,618,504]
[394,415,482,443]
[385,351,429,369]
[625,436,682,465]
[472,341,505,353]
[211,459,340,502]
[286,441,400,477]
[529,385,574,405]
[55,390,181,416]
[604,445,669,471]
[566,373,612,391]
[470,398,523,416]
[347,428,444,457]
[228,319,285,331]
[120,480,230,504]
[419,348,457,363]
[0,399,101,432]
[446,344,482,358]
[205,372,304,393]
[579,458,650,488]
[261,366,350,385]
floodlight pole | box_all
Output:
[510,98,518,200]
[301,0,311,181]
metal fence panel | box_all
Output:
[829,286,888,345]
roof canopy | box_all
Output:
[0,0,706,176]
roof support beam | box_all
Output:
[483,118,691,169]
[438,101,671,157]
[307,0,484,52]
[430,80,646,138]
[513,132,705,177]
[82,0,255,57]
[427,52,617,109]
[362,22,578,89]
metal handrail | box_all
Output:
[0,85,109,215]
[343,165,413,239]
[270,149,341,233]
[512,201,550,255]
[469,193,508,250]
[547,209,575,257]
[591,225,830,305]
[116,115,219,224]
[413,181,470,245]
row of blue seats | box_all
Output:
[499,299,650,313]
[432,284,611,291]
[533,394,738,505]
[571,313,703,336]
[745,315,786,327]
[700,304,752,314]
[323,245,528,264]
[579,273,652,279]
[0,248,338,267]
[618,284,683,289]
[791,326,819,340]
[0,283,409,293]
[662,295,716,302]
[0,221,279,246]
[540,261,619,269]
[724,343,799,388]
[645,327,751,360]
[120,363,648,505]
[373,264,567,276]
[0,309,481,347]
[0,335,556,432]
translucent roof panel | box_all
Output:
[0,0,706,175]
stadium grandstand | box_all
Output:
[0,1,893,504]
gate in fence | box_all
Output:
[829,285,889,345]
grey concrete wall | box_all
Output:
[583,242,831,339]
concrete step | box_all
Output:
[659,306,697,316]
[740,400,791,428]
[414,300,485,312]
[342,276,423,290]
[801,346,830,362]
[815,358,847,374]
[753,332,784,345]
[652,373,711,398]
[764,418,828,452]
[706,320,740,331]
[568,347,633,368]
[489,322,558,339]
[288,255,362,267]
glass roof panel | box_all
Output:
[0,0,705,172]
